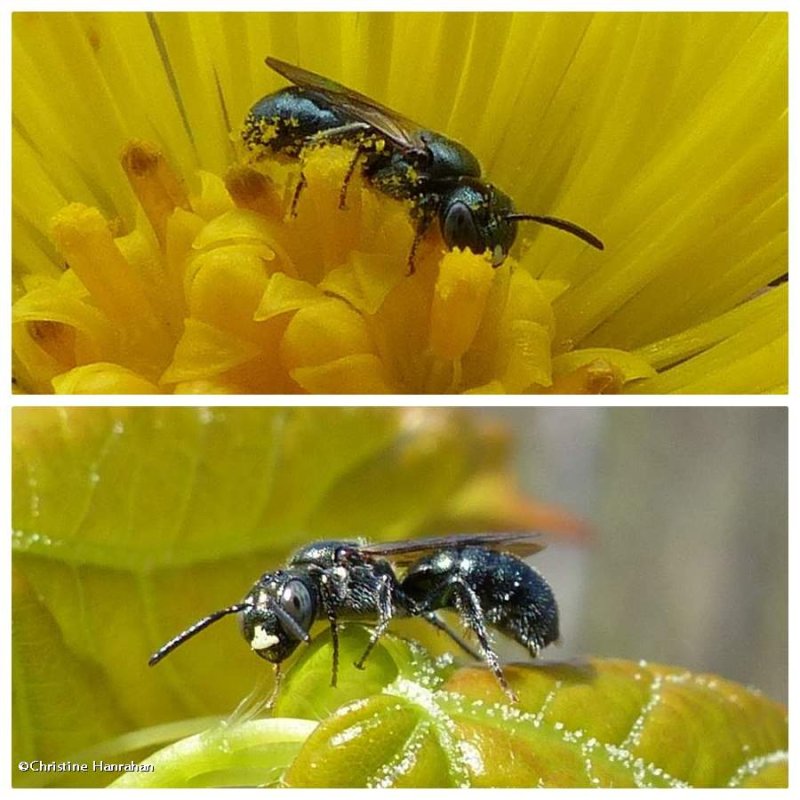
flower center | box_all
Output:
[12,139,653,394]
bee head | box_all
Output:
[440,179,604,266]
[240,571,316,664]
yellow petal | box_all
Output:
[12,285,117,364]
[184,245,271,333]
[172,379,241,394]
[497,320,554,392]
[633,285,786,370]
[160,318,262,385]
[464,380,505,394]
[320,251,405,315]
[191,170,236,221]
[551,348,657,393]
[291,355,392,394]
[255,272,326,322]
[281,298,390,392]
[52,363,161,394]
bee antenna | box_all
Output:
[506,214,604,250]
[149,602,253,666]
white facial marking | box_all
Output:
[250,625,280,651]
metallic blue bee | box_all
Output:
[242,57,603,273]
[149,532,559,703]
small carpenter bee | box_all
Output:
[242,56,604,273]
[149,532,559,704]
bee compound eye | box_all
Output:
[281,579,314,629]
[443,201,480,253]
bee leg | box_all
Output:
[308,121,371,146]
[338,146,363,210]
[328,616,340,688]
[305,122,371,211]
[397,585,482,659]
[407,210,434,276]
[418,610,483,661]
[354,574,394,670]
[317,576,341,687]
[449,577,517,703]
[406,232,421,276]
[290,171,307,218]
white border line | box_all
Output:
[3,3,794,796]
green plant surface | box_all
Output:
[112,628,788,788]
[111,718,316,788]
[12,406,550,787]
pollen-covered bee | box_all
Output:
[242,56,603,273]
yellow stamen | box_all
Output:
[225,165,284,221]
[120,140,190,245]
[429,250,495,361]
[49,204,165,342]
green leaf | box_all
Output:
[11,407,520,786]
[272,625,454,719]
[105,628,456,788]
[105,630,787,788]
[278,638,788,788]
[110,718,316,788]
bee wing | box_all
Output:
[266,56,426,152]
[361,532,546,566]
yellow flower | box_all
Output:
[12,12,787,393]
